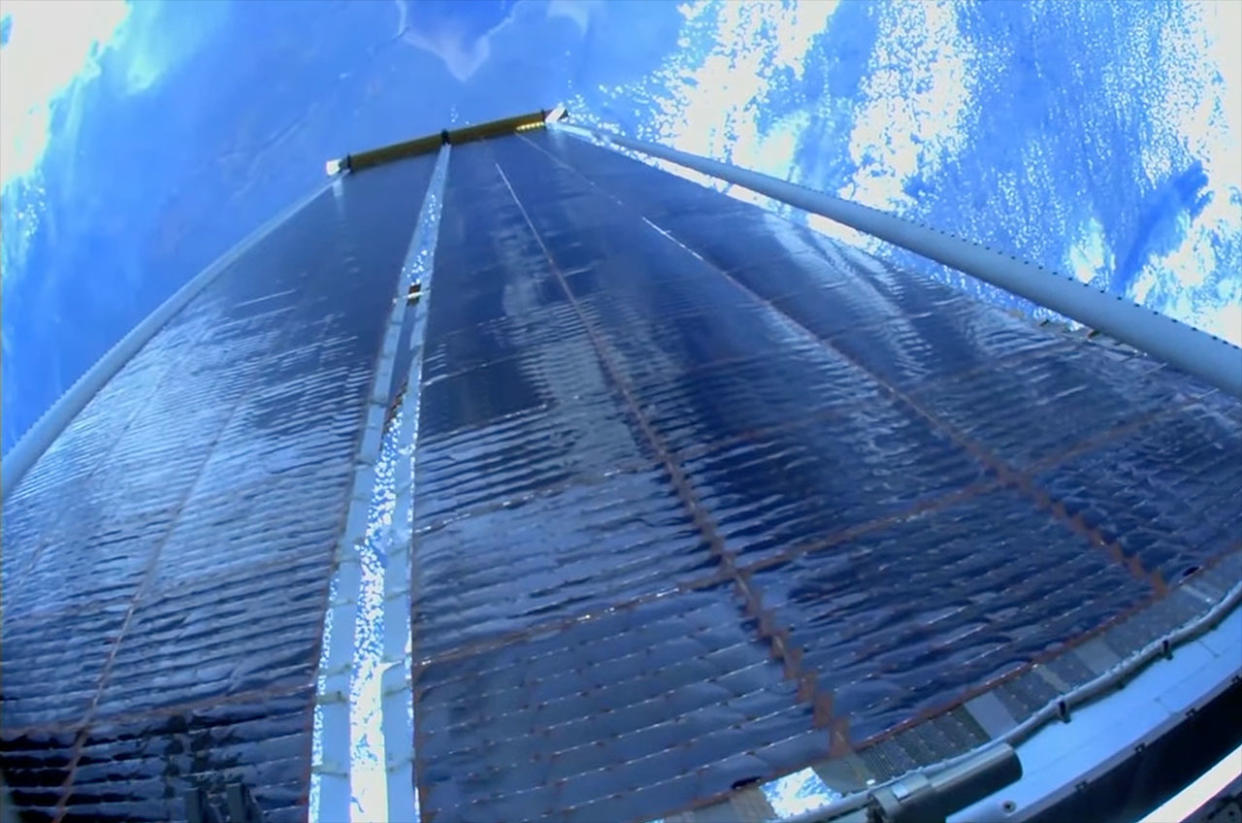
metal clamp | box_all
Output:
[185,782,264,823]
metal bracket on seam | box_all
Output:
[321,634,357,675]
[357,403,389,466]
[378,652,412,670]
[330,555,363,583]
[329,592,360,610]
[370,382,395,413]
[380,331,402,363]
[335,546,362,566]
[385,754,417,774]
[393,477,417,499]
[351,453,380,487]
[333,551,364,568]
[316,688,350,704]
[381,679,415,698]
[372,353,398,401]
[388,531,413,554]
[382,591,411,606]
[311,764,350,779]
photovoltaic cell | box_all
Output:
[748,486,1151,742]
[4,121,1238,823]
[1,154,434,820]
[406,129,1241,821]
[415,587,824,823]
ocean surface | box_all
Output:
[2,0,1240,454]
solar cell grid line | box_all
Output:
[491,132,1008,744]
[408,336,1203,573]
[478,133,831,690]
[402,374,1224,716]
[13,311,228,585]
[709,385,1221,587]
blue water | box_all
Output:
[2,0,1240,455]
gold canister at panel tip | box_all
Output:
[333,108,560,174]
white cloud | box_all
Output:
[573,0,977,244]
[395,0,519,83]
[1127,0,1242,344]
[641,0,839,171]
[546,0,602,36]
[402,23,493,83]
[571,0,838,184]
[0,0,130,186]
[1066,216,1116,286]
[839,1,978,214]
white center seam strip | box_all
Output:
[310,145,450,823]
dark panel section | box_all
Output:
[414,139,712,651]
[415,587,824,823]
[911,342,1175,470]
[1,155,434,817]
[410,129,1240,821]
[1035,400,1242,581]
[92,556,328,719]
[414,468,714,657]
[749,488,1149,742]
[0,729,77,823]
[1,606,128,728]
[60,690,313,823]
[413,139,821,821]
[678,397,986,564]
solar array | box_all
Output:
[1,154,434,821]
[410,130,1241,821]
[2,126,1238,823]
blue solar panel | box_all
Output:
[404,129,1241,821]
[4,122,1238,823]
[1,154,434,821]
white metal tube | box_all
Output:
[561,125,1242,400]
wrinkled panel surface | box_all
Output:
[412,130,1241,822]
[414,140,824,822]
[1,155,433,821]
